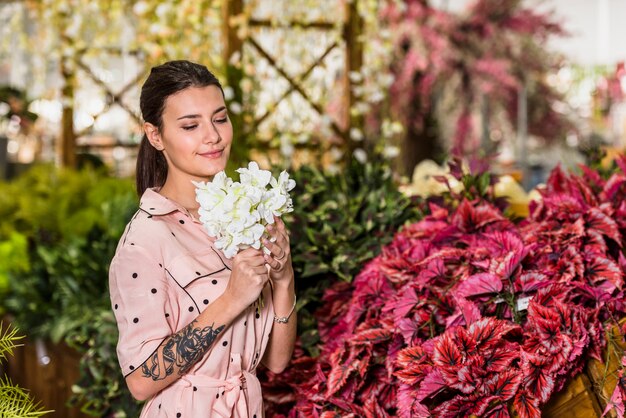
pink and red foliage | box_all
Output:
[262,159,626,417]
[382,0,573,156]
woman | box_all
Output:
[109,60,296,417]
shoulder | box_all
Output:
[118,209,173,254]
[115,188,179,256]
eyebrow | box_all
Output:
[176,106,227,121]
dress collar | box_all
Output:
[139,188,182,216]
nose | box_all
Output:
[204,120,222,143]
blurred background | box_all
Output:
[1,0,626,417]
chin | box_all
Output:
[201,163,228,177]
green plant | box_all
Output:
[0,165,141,417]
[0,323,51,417]
[286,158,424,355]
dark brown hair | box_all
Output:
[136,60,224,196]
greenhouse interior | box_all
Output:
[2,0,626,417]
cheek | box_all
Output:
[164,130,197,157]
[222,122,234,140]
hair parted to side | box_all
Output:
[136,60,225,196]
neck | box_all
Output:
[158,173,204,217]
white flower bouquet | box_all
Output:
[193,162,296,259]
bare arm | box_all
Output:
[262,277,297,373]
[125,248,269,401]
[261,219,297,373]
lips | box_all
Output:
[198,149,224,159]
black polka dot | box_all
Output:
[129,365,135,370]
[165,313,170,318]
[151,288,157,294]
[114,304,118,310]
[179,220,185,224]
[193,386,197,391]
[203,299,209,305]
[132,273,138,279]
[133,318,139,323]
[255,312,260,319]
[212,279,218,285]
[222,341,228,347]
[188,306,194,312]
[196,271,201,276]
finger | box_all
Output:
[263,237,285,259]
[251,266,269,275]
[266,225,288,247]
[262,236,279,252]
[246,255,267,267]
[264,253,281,270]
[238,247,264,259]
[275,216,287,233]
[275,229,289,246]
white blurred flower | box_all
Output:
[155,3,171,18]
[229,51,241,66]
[320,115,333,127]
[240,78,253,94]
[349,71,363,83]
[0,102,9,117]
[383,145,400,159]
[280,139,294,158]
[329,147,344,162]
[326,164,340,175]
[133,1,149,15]
[369,91,385,103]
[229,102,242,114]
[350,127,364,142]
[353,148,367,164]
[223,86,235,101]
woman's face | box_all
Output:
[148,85,233,182]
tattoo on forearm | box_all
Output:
[141,320,225,381]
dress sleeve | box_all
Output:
[109,244,172,377]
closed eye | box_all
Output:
[214,117,228,124]
[182,125,198,131]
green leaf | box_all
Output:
[0,377,52,417]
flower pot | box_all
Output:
[541,373,603,418]
[585,319,626,418]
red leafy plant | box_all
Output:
[262,159,626,417]
[396,318,523,417]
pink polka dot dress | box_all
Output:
[109,188,275,417]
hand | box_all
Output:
[224,248,269,311]
[262,217,294,285]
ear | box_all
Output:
[144,122,164,151]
